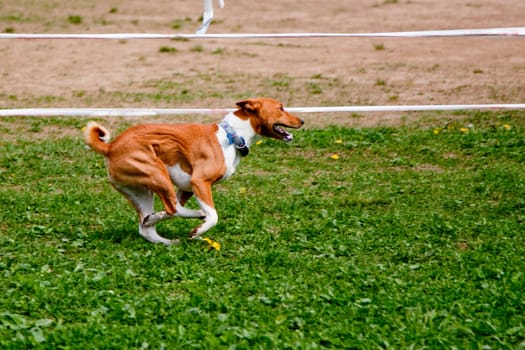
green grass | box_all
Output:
[67,15,83,25]
[159,46,178,54]
[1,112,524,348]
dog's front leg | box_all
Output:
[189,180,218,239]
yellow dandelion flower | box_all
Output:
[503,124,511,130]
[202,237,221,251]
[256,140,263,145]
[239,187,247,194]
[335,139,343,144]
[330,154,340,160]
[459,127,469,134]
[433,128,440,135]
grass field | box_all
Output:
[0,111,524,349]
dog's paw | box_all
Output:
[142,212,166,226]
[142,214,154,227]
[188,229,202,240]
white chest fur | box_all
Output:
[215,125,241,181]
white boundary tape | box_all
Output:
[0,27,524,40]
[1,104,524,117]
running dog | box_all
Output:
[84,98,304,244]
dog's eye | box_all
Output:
[279,105,284,111]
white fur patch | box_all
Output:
[216,112,259,181]
[215,127,239,181]
[167,163,193,192]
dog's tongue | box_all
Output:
[275,125,293,142]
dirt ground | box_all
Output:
[1,0,524,127]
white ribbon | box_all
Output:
[2,104,524,117]
[196,0,225,34]
[1,27,523,40]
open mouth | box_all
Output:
[273,124,295,142]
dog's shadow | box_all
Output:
[91,220,193,245]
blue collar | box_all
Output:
[219,121,249,157]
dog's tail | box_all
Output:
[84,121,111,156]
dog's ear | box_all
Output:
[236,99,261,114]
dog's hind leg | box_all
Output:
[140,166,184,226]
[114,184,177,245]
[138,224,178,245]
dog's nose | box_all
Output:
[300,119,305,126]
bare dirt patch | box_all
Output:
[1,0,524,128]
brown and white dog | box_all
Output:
[84,98,304,244]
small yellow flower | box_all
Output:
[459,127,469,134]
[335,139,343,144]
[503,124,511,130]
[202,237,221,251]
[81,126,86,131]
[330,154,340,160]
[433,128,440,135]
[255,140,263,145]
[239,187,247,194]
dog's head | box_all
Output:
[235,98,304,142]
